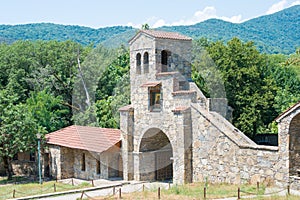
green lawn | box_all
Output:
[90,182,299,200]
[0,178,91,200]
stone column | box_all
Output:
[119,106,134,180]
[172,108,193,184]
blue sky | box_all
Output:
[0,0,299,28]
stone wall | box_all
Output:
[190,103,289,187]
[49,145,121,180]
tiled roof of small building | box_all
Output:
[45,125,120,153]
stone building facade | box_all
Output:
[120,30,300,188]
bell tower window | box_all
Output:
[161,50,169,72]
[143,52,149,73]
[136,53,141,74]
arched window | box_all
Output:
[161,50,168,72]
[143,52,149,73]
[136,53,141,74]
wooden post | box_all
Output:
[168,182,171,189]
[54,183,56,192]
[80,191,84,199]
[56,177,58,182]
[113,186,116,195]
[204,187,207,199]
[119,188,122,199]
[288,185,290,195]
[143,184,145,192]
[72,178,74,186]
[158,187,161,199]
[238,187,240,199]
[257,182,259,193]
[92,179,94,187]
[13,189,16,198]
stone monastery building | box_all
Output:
[119,30,300,189]
[42,30,300,190]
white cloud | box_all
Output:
[149,6,243,28]
[266,0,299,15]
[291,0,300,6]
[266,0,287,14]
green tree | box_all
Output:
[0,90,40,180]
[205,38,278,137]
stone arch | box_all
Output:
[143,52,149,73]
[136,53,141,74]
[289,113,300,176]
[138,127,173,181]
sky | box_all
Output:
[0,0,299,29]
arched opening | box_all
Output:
[136,53,141,74]
[289,113,300,176]
[161,50,170,72]
[143,52,149,73]
[139,128,173,181]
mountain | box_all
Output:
[0,5,299,54]
[160,5,300,54]
[0,23,134,46]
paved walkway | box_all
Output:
[39,181,169,200]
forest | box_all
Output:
[0,36,299,179]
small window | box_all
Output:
[161,50,169,72]
[149,85,162,112]
[30,152,35,162]
[81,153,86,171]
[136,53,141,74]
[96,160,101,174]
[143,52,149,73]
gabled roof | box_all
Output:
[275,101,300,122]
[129,30,192,44]
[45,125,121,153]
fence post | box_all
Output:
[168,182,171,189]
[80,191,84,199]
[257,182,259,194]
[113,186,116,195]
[72,178,74,186]
[119,188,122,199]
[238,187,240,199]
[92,179,94,187]
[13,189,16,198]
[204,187,207,199]
[143,184,145,192]
[54,183,56,192]
[287,185,290,195]
[158,187,161,199]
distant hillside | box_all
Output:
[0,5,299,54]
[160,5,300,54]
[0,23,134,46]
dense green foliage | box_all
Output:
[0,6,299,54]
[192,38,300,137]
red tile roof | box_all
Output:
[45,125,121,153]
[129,30,192,44]
[140,30,192,41]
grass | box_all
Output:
[90,182,273,200]
[0,177,91,200]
